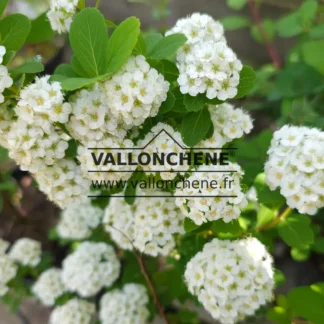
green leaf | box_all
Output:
[106,17,140,74]
[105,19,117,28]
[71,55,88,77]
[278,214,314,249]
[276,12,303,38]
[160,59,179,83]
[257,205,276,227]
[26,12,53,43]
[0,0,8,17]
[184,218,200,232]
[159,91,175,114]
[60,74,111,91]
[251,19,276,44]
[267,307,291,324]
[65,139,78,159]
[291,246,310,262]
[313,237,324,254]
[10,61,44,74]
[211,219,243,239]
[274,269,286,288]
[133,33,146,55]
[254,173,285,210]
[226,0,247,10]
[309,24,324,39]
[124,172,142,205]
[69,8,108,77]
[148,33,187,59]
[235,65,256,98]
[221,16,250,30]
[181,108,212,147]
[143,32,163,53]
[0,14,31,51]
[2,50,15,65]
[54,64,79,78]
[288,283,324,324]
[299,0,318,25]
[302,41,324,74]
[183,94,206,112]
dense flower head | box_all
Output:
[166,13,242,100]
[198,103,253,148]
[47,0,78,34]
[61,241,120,297]
[185,238,274,324]
[0,253,18,296]
[32,268,67,306]
[102,55,170,127]
[0,101,15,149]
[104,190,185,256]
[57,201,103,240]
[265,125,324,215]
[67,83,126,144]
[0,239,9,254]
[77,137,136,182]
[33,159,90,209]
[100,283,149,324]
[175,163,247,225]
[8,238,41,267]
[0,65,13,104]
[49,298,95,324]
[8,120,69,173]
[137,122,190,180]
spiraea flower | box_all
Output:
[0,101,15,149]
[8,238,41,267]
[137,122,190,180]
[47,0,79,34]
[8,120,69,173]
[0,239,9,254]
[57,202,103,240]
[61,242,120,297]
[0,254,18,296]
[265,125,324,215]
[184,238,274,324]
[198,103,253,148]
[49,298,95,324]
[166,13,242,100]
[67,83,126,144]
[77,136,136,182]
[32,268,67,306]
[33,159,90,209]
[0,46,6,64]
[0,65,13,104]
[100,284,149,324]
[102,55,170,127]
[104,189,185,257]
[175,163,247,225]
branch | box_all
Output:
[247,0,282,69]
[257,207,292,232]
[110,226,169,324]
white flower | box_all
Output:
[166,13,242,101]
[175,163,247,225]
[99,284,149,324]
[0,65,13,103]
[9,238,41,267]
[61,242,120,297]
[0,101,15,149]
[32,268,67,306]
[265,125,324,215]
[103,189,185,257]
[0,239,9,254]
[33,159,90,209]
[184,238,274,324]
[102,55,169,127]
[57,202,103,240]
[0,254,17,296]
[49,298,95,324]
[0,46,6,64]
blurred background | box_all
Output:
[1,0,324,323]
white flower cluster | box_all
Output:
[57,201,103,240]
[175,163,247,225]
[0,101,15,149]
[49,298,95,324]
[77,137,136,182]
[100,283,149,324]
[104,190,185,257]
[67,83,126,144]
[198,103,253,148]
[185,238,274,324]
[47,0,78,34]
[137,122,190,180]
[32,268,67,306]
[8,238,41,267]
[0,65,13,104]
[265,125,324,215]
[0,239,17,296]
[34,159,90,209]
[0,46,5,64]
[102,55,169,127]
[166,13,242,100]
[61,242,120,297]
